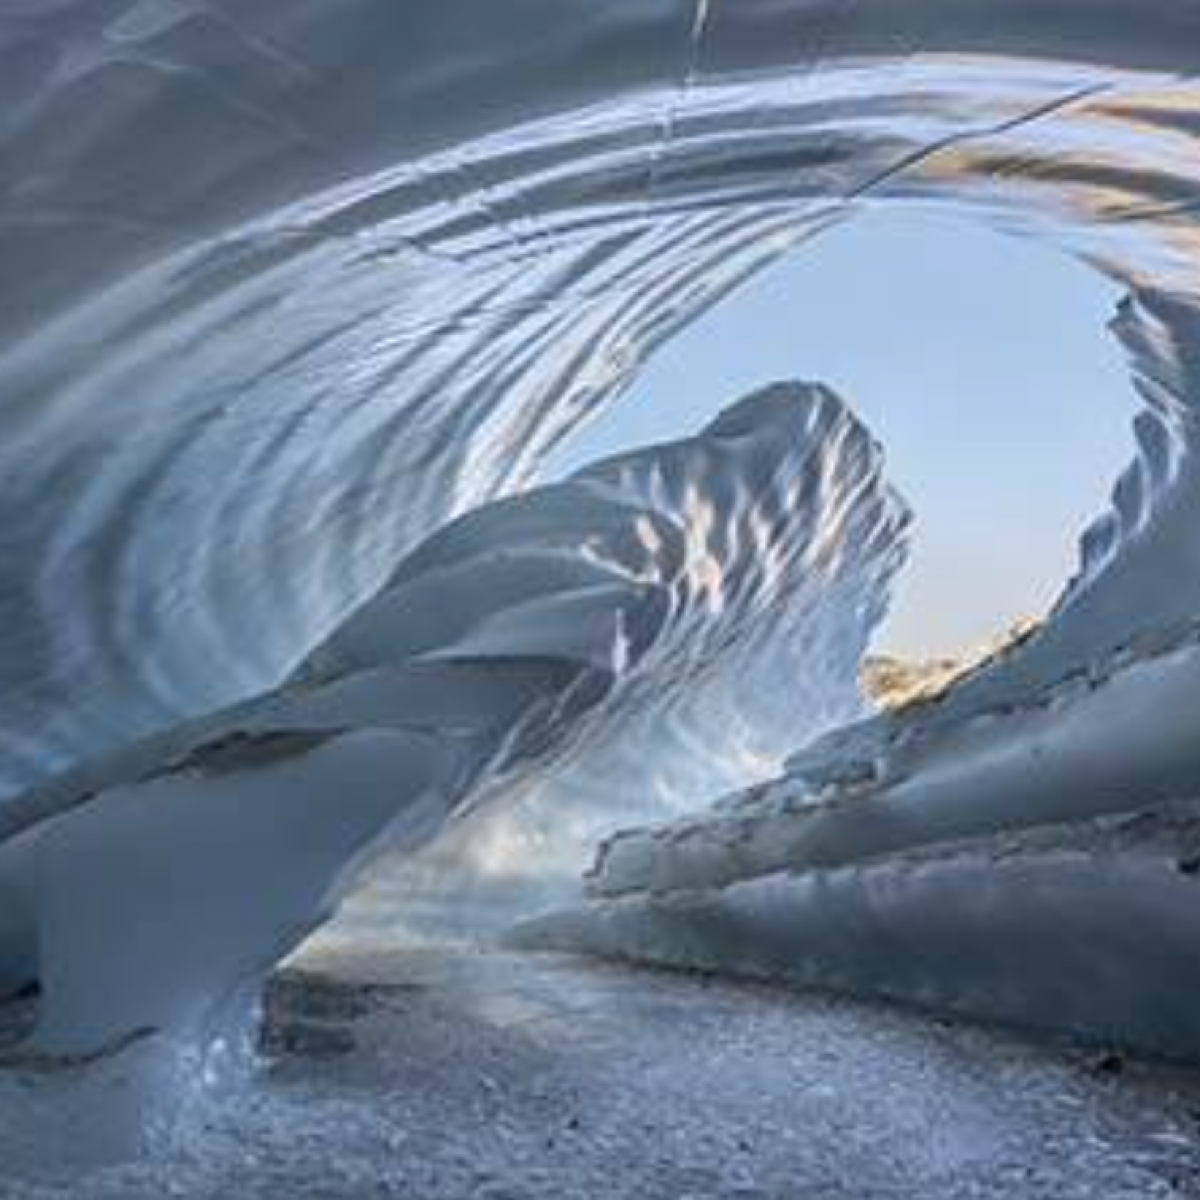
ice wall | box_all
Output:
[1,3,1200,799]
[0,385,903,1058]
[515,802,1200,1060]
[326,384,906,941]
[3,0,1200,1064]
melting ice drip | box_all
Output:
[3,0,1200,1093]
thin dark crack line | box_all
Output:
[841,80,1115,206]
[645,0,713,215]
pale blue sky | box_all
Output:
[550,209,1133,660]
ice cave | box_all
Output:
[3,2,1200,1196]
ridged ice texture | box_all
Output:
[5,0,1200,1064]
[0,384,904,1058]
[324,383,906,940]
[3,2,1200,800]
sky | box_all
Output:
[549,208,1133,661]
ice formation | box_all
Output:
[516,803,1200,1059]
[2,0,1200,1095]
[0,384,903,1057]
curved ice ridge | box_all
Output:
[523,563,1200,1057]
[2,3,1200,798]
[0,384,903,1056]
[4,0,1200,1063]
[517,801,1200,1059]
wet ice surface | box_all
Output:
[6,947,1200,1199]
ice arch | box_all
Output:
[1,1,1200,1058]
[0,0,1197,793]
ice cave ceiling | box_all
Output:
[4,0,1200,1070]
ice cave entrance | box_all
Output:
[548,208,1136,678]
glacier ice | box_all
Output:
[514,802,1200,1058]
[2,8,1199,798]
[0,383,903,1058]
[2,0,1200,1172]
[584,614,1200,898]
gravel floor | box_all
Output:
[3,946,1200,1198]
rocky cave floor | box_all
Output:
[5,946,1200,1198]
